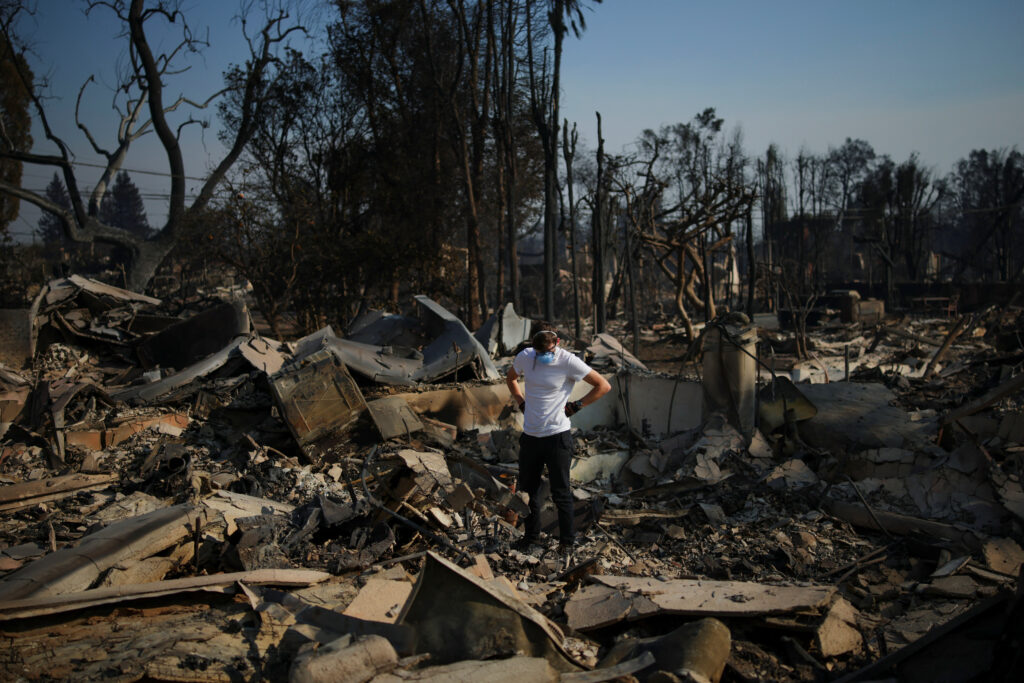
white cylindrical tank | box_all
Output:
[703,316,757,441]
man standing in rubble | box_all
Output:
[506,329,611,554]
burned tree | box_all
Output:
[0,0,303,292]
[631,109,755,340]
[948,148,1024,282]
[526,0,598,322]
[0,9,32,240]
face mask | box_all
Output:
[537,350,556,365]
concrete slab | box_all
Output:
[798,382,935,453]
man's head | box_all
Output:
[532,329,559,365]
[532,329,559,353]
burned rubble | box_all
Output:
[0,275,1022,681]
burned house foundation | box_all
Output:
[0,275,1021,682]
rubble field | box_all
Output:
[0,275,1022,682]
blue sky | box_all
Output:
[561,0,1024,169]
[10,0,1024,241]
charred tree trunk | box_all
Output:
[746,207,755,316]
[593,111,607,333]
[563,119,581,339]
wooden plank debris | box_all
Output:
[565,576,835,631]
[822,497,982,551]
[0,473,117,512]
[0,568,331,621]
[65,413,189,450]
[0,504,202,600]
[942,371,1024,425]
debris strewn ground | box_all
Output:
[0,275,1021,681]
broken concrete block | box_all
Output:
[918,575,980,599]
[443,483,475,512]
[798,382,934,452]
[427,507,453,528]
[570,451,629,483]
[997,411,1024,445]
[816,598,863,657]
[982,537,1024,576]
[98,556,177,587]
[596,618,731,683]
[747,429,775,461]
[289,634,398,683]
[342,579,412,624]
[366,396,424,440]
[419,417,457,448]
[394,449,453,491]
[765,459,819,490]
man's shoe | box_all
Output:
[512,535,541,551]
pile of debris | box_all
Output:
[0,275,1021,682]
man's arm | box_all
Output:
[566,370,612,415]
[579,370,611,406]
[506,367,525,409]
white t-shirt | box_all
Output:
[512,346,593,437]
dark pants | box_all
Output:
[518,430,575,544]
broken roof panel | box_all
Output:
[475,302,532,358]
[413,295,500,382]
[137,300,250,370]
[347,310,423,348]
[587,333,648,371]
[294,296,499,385]
[57,274,161,308]
[109,337,247,404]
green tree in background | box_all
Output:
[38,172,71,247]
[99,170,151,240]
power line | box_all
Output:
[68,160,210,182]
